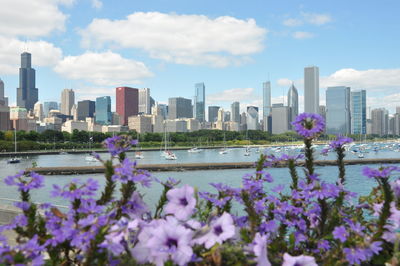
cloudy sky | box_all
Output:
[0,0,399,114]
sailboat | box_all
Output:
[161,126,177,160]
[244,130,251,156]
[8,127,21,164]
[85,135,97,162]
[219,132,228,155]
[135,133,144,159]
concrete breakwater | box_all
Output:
[25,158,400,175]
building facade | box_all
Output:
[326,86,351,135]
[371,108,388,136]
[128,115,153,133]
[194,83,205,122]
[0,78,8,106]
[208,106,220,123]
[287,83,299,126]
[77,100,95,121]
[168,97,192,119]
[262,81,271,131]
[247,106,259,130]
[43,101,58,117]
[271,105,290,134]
[351,90,367,135]
[116,87,139,126]
[17,52,38,111]
[95,96,112,125]
[231,102,240,123]
[304,66,319,114]
[139,88,151,114]
[61,89,75,116]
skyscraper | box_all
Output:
[95,96,112,125]
[43,101,58,117]
[0,78,8,106]
[231,102,240,123]
[262,81,271,131]
[351,90,367,135]
[17,52,38,111]
[77,100,95,121]
[371,108,388,136]
[138,88,151,114]
[287,83,299,125]
[304,66,319,114]
[247,106,259,130]
[116,87,139,126]
[208,106,220,123]
[33,102,44,121]
[326,86,351,135]
[168,97,192,119]
[194,83,205,122]
[61,89,75,116]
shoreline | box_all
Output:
[26,158,400,175]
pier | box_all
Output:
[25,158,400,175]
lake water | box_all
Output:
[1,143,398,209]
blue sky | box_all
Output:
[0,0,399,114]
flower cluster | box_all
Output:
[1,114,400,265]
[292,112,325,139]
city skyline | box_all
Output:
[0,1,399,114]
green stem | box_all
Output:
[154,184,170,219]
[373,178,394,241]
[336,147,346,186]
[97,160,115,205]
[304,138,314,183]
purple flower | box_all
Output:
[4,171,44,192]
[198,192,231,208]
[259,220,277,234]
[194,212,235,249]
[51,178,99,200]
[103,135,138,156]
[165,185,196,220]
[332,226,349,243]
[112,158,152,187]
[282,253,317,266]
[317,240,330,251]
[343,247,370,265]
[362,165,400,179]
[252,233,271,266]
[329,135,353,149]
[101,217,139,256]
[391,179,400,198]
[291,113,325,139]
[136,217,193,266]
[122,191,149,219]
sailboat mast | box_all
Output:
[14,127,17,154]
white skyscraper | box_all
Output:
[139,88,151,114]
[0,78,8,106]
[287,83,299,125]
[262,81,271,131]
[33,101,44,121]
[304,66,319,114]
[61,89,75,116]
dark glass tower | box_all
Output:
[17,52,38,111]
[194,82,205,122]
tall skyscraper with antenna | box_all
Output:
[287,83,299,125]
[17,52,38,111]
[262,81,271,131]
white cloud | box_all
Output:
[81,12,267,67]
[54,51,153,86]
[301,12,332,25]
[207,88,257,104]
[91,0,102,9]
[293,31,314,39]
[321,68,400,91]
[277,78,293,87]
[0,36,62,74]
[0,0,67,38]
[283,18,303,27]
